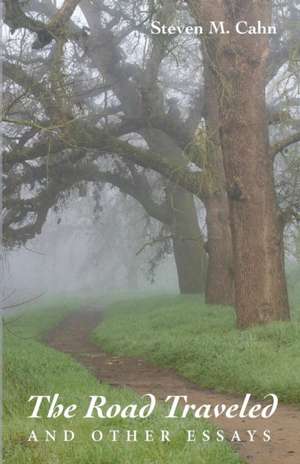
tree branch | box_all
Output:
[4,0,83,49]
[271,131,300,158]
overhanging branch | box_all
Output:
[271,131,300,158]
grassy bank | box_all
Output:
[3,299,242,464]
[94,289,300,404]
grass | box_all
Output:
[93,279,300,404]
[3,298,242,464]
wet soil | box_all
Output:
[45,308,300,464]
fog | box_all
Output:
[3,185,179,307]
[2,0,300,313]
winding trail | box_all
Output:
[45,308,300,464]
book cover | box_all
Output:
[2,1,300,463]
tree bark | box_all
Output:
[145,129,207,294]
[204,195,234,304]
[203,53,234,305]
[168,185,207,294]
[189,0,290,327]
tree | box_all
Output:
[3,0,300,324]
[2,0,225,299]
[187,0,291,326]
[202,51,234,305]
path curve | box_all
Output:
[45,308,300,464]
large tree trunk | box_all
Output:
[189,0,290,327]
[145,129,207,294]
[204,195,234,304]
[168,185,207,294]
[146,127,235,299]
[203,53,234,306]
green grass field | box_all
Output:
[94,274,300,404]
[3,299,242,464]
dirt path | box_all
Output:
[45,308,300,464]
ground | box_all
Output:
[94,292,300,403]
[3,274,300,464]
[3,298,241,464]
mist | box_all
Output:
[3,185,180,307]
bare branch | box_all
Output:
[4,0,83,49]
[271,132,300,158]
